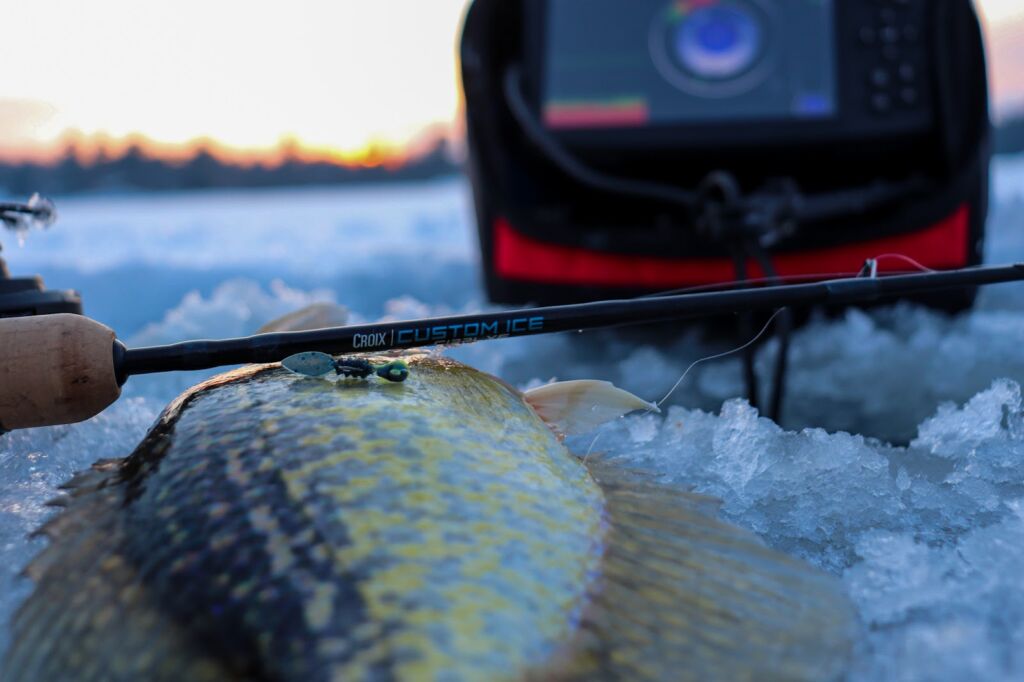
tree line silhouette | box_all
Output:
[1,114,1020,198]
[0,138,460,196]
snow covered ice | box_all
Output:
[574,379,1024,680]
[3,160,1024,678]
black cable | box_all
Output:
[747,241,792,424]
[503,67,698,210]
[503,64,929,229]
[796,176,931,223]
[731,245,761,412]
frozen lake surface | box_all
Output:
[4,158,1024,679]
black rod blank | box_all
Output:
[121,264,1024,377]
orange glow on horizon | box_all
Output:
[0,0,471,169]
[0,124,455,171]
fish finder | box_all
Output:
[461,0,991,308]
[532,0,930,151]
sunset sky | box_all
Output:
[0,0,1021,164]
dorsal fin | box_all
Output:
[524,380,658,436]
[257,302,349,334]
[549,457,858,681]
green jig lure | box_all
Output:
[282,351,409,383]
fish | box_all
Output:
[256,303,350,335]
[2,310,857,681]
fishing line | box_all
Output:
[583,308,783,460]
[651,308,786,411]
[639,256,930,300]
[643,251,931,416]
[582,431,603,465]
[578,306,783,462]
[873,253,936,273]
[580,309,784,464]
[639,272,859,298]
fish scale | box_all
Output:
[2,355,857,681]
[3,357,607,681]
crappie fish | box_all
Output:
[3,349,856,681]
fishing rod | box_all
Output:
[1,262,1023,431]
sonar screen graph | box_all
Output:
[543,0,837,129]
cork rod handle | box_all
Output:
[0,314,122,430]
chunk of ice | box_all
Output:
[571,378,1024,679]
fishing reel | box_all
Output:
[0,195,83,318]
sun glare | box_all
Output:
[0,0,1020,164]
[0,0,471,164]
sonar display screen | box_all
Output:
[543,0,837,130]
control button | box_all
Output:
[880,25,900,44]
[900,87,919,106]
[898,62,916,82]
[871,92,893,113]
[870,68,892,87]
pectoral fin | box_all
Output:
[524,380,659,436]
